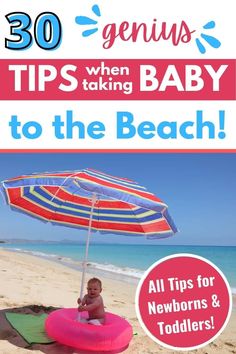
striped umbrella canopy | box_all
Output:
[1,168,177,297]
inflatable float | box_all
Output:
[45,308,133,352]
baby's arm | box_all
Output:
[78,297,102,312]
[77,295,87,307]
[81,297,102,312]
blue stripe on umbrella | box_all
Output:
[20,187,164,224]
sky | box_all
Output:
[0,152,235,246]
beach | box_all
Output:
[0,249,235,354]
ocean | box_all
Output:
[1,242,236,293]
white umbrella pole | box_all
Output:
[78,193,97,320]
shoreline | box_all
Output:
[1,245,236,294]
[0,246,141,285]
[0,248,235,354]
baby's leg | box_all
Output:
[88,319,103,326]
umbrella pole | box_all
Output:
[78,193,97,320]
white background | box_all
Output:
[0,0,235,150]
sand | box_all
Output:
[0,249,235,354]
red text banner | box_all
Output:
[0,59,235,101]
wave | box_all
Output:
[3,247,144,282]
[87,261,144,279]
[3,246,236,291]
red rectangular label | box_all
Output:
[0,59,235,100]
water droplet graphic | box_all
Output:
[82,28,98,37]
[75,4,101,38]
[195,38,206,54]
[195,20,221,54]
[92,5,101,17]
[75,16,98,25]
[201,33,221,48]
[203,21,215,29]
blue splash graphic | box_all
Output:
[75,4,101,37]
[195,21,221,54]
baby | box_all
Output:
[77,277,105,325]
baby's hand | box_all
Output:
[78,305,85,312]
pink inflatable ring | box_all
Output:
[45,308,133,352]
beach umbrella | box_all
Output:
[0,168,177,299]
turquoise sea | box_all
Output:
[1,242,236,293]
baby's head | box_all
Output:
[87,277,102,298]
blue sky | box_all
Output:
[0,153,235,246]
